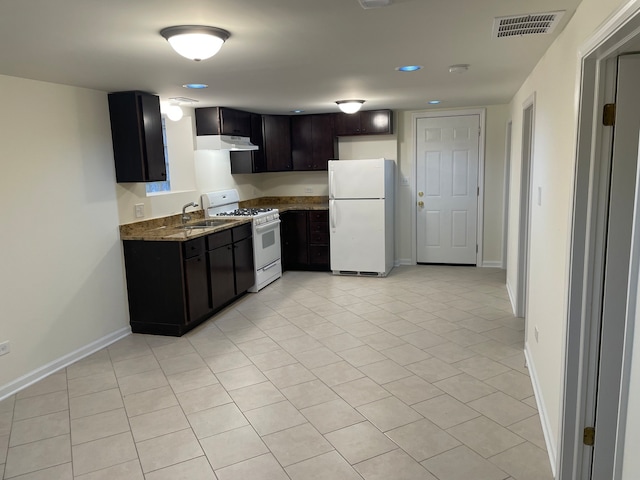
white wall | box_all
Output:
[0,74,129,391]
[504,0,629,464]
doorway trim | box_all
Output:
[560,2,640,479]
[515,95,536,319]
[503,121,512,269]
[411,108,486,266]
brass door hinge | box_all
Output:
[583,427,595,446]
[603,104,616,126]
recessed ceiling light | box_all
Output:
[291,109,305,113]
[396,65,423,72]
[182,83,208,89]
[448,64,470,74]
[428,100,441,104]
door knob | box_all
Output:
[418,191,424,197]
[418,201,424,207]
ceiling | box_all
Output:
[0,0,582,115]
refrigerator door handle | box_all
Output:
[330,199,336,229]
[329,170,335,200]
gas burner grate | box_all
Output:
[216,208,274,217]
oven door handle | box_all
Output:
[255,219,281,234]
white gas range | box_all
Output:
[201,189,282,292]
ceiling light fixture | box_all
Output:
[396,65,423,72]
[428,100,441,104]
[160,25,230,61]
[448,64,470,74]
[166,105,184,121]
[358,0,393,9]
[183,83,209,89]
[336,100,365,114]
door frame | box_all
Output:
[560,2,640,479]
[516,95,536,319]
[411,108,486,266]
[503,121,513,269]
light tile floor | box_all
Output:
[0,266,553,480]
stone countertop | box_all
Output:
[119,212,251,242]
[119,196,328,242]
[240,196,329,212]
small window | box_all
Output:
[146,118,171,194]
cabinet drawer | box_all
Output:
[309,230,328,244]
[309,210,328,223]
[207,230,232,250]
[309,245,329,265]
[309,221,328,234]
[183,238,205,259]
[232,223,253,242]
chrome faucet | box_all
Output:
[181,202,199,223]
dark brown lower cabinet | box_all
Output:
[281,210,329,271]
[123,224,254,336]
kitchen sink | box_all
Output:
[179,220,230,229]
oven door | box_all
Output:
[254,219,282,269]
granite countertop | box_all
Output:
[241,196,329,212]
[119,196,328,242]
[119,211,251,242]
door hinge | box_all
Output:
[603,104,616,126]
[477,187,480,196]
[583,427,595,446]
[476,245,478,253]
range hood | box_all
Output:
[196,135,258,151]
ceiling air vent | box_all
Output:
[492,11,565,38]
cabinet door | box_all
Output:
[360,110,393,135]
[108,91,166,183]
[311,114,335,170]
[233,236,255,294]
[195,107,251,137]
[183,254,211,322]
[333,112,361,136]
[220,107,251,137]
[208,245,235,310]
[263,115,292,171]
[291,115,314,171]
[281,211,308,269]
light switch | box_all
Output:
[401,176,410,186]
[135,203,145,218]
[537,187,542,206]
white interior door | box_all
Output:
[416,115,479,264]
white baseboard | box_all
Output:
[0,327,131,402]
[506,279,517,315]
[396,259,415,266]
[524,343,557,478]
[481,261,503,268]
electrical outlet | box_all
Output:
[534,326,539,343]
[304,187,313,194]
[134,203,145,218]
[0,341,10,356]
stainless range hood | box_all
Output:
[196,134,258,151]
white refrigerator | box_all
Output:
[328,158,395,276]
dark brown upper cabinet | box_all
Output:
[263,115,292,172]
[108,91,166,183]
[333,109,393,136]
[230,113,267,174]
[195,107,251,137]
[291,114,336,171]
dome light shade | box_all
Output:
[336,100,365,114]
[166,105,184,121]
[161,26,230,61]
